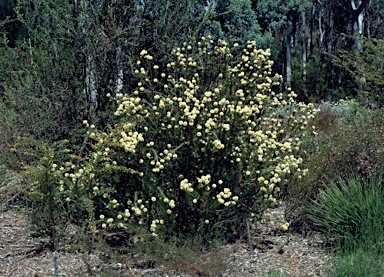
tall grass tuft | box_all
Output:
[309,175,384,253]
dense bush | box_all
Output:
[286,101,384,232]
[14,38,317,246]
[0,23,87,147]
[77,38,317,243]
[5,138,95,250]
[307,102,383,181]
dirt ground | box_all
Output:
[0,203,333,277]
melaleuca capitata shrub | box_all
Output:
[70,38,318,243]
[8,137,97,250]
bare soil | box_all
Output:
[0,204,333,277]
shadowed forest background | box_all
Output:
[0,0,383,145]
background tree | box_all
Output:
[209,0,268,46]
[351,0,370,52]
[333,37,384,107]
[0,0,383,164]
[253,0,310,88]
[365,0,384,38]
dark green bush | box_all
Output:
[285,103,384,232]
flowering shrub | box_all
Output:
[8,138,96,250]
[56,38,317,243]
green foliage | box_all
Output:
[0,0,87,146]
[307,104,383,182]
[329,249,384,277]
[14,138,96,251]
[0,101,14,162]
[285,102,384,232]
[291,53,356,103]
[255,0,310,32]
[137,0,205,62]
[0,165,14,210]
[0,0,26,47]
[209,0,269,47]
[333,37,384,107]
[0,0,149,148]
[76,38,317,244]
[309,175,384,253]
[317,174,384,276]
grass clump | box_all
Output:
[308,175,384,277]
[329,249,384,277]
[309,175,384,253]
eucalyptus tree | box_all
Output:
[350,0,370,52]
[254,0,310,88]
[208,0,267,46]
[365,0,384,38]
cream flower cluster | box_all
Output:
[150,219,164,235]
[84,37,319,237]
[180,178,194,192]
[216,188,238,206]
[212,139,225,151]
[197,174,211,188]
[114,94,142,117]
[120,131,144,153]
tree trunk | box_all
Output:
[350,0,370,96]
[302,10,307,92]
[309,2,315,56]
[115,45,124,95]
[327,0,334,53]
[351,0,370,52]
[318,7,325,51]
[286,14,292,88]
[79,0,98,116]
[280,37,285,92]
[85,54,98,115]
